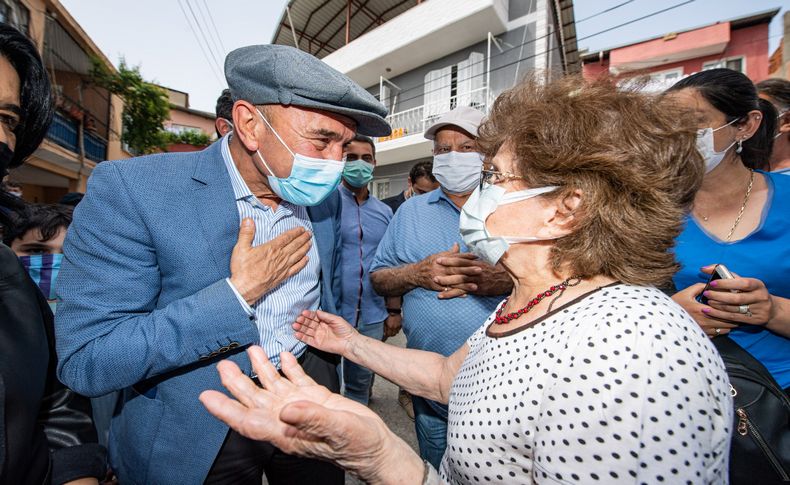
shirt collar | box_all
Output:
[220,133,255,202]
[339,182,369,203]
[427,187,455,205]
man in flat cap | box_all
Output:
[54,44,390,484]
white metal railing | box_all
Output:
[376,86,490,143]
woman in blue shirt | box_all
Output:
[667,69,790,392]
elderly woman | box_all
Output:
[201,76,732,484]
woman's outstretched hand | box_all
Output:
[293,310,357,357]
[199,346,424,484]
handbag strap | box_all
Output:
[714,336,787,396]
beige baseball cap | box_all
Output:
[423,105,486,140]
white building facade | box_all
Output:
[273,0,579,198]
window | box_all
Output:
[372,179,390,200]
[702,57,745,74]
[0,0,30,35]
[648,68,683,83]
[423,51,485,119]
[166,124,202,135]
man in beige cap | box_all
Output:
[368,105,512,468]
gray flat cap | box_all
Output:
[225,45,391,137]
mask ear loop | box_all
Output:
[257,109,295,157]
[255,109,295,177]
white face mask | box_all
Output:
[775,110,788,140]
[696,118,738,173]
[459,183,558,266]
[432,151,483,195]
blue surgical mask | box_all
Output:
[342,159,375,188]
[432,151,483,195]
[459,184,558,265]
[19,253,63,313]
[255,110,345,206]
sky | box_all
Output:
[60,0,787,113]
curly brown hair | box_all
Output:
[478,75,704,287]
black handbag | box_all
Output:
[713,336,790,483]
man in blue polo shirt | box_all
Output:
[338,135,398,405]
[370,106,512,469]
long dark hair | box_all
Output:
[668,68,776,170]
[0,22,54,168]
[0,23,54,230]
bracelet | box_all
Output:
[386,307,402,315]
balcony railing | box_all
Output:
[84,131,108,162]
[377,87,490,143]
[47,111,79,153]
[46,111,108,162]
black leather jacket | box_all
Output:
[0,244,106,484]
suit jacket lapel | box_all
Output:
[191,142,239,278]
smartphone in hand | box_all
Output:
[697,264,735,305]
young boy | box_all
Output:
[4,203,73,310]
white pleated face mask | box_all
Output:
[432,151,484,194]
[696,118,738,173]
[459,183,558,266]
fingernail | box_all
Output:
[703,291,710,297]
[710,281,718,287]
[242,219,252,227]
[701,308,710,313]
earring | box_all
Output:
[736,139,743,154]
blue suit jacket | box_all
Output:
[54,141,342,484]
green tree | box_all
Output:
[90,58,170,154]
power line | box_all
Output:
[176,0,224,85]
[386,0,639,100]
[183,0,224,74]
[200,0,228,55]
[193,0,226,60]
[390,0,697,109]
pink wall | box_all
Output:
[582,22,771,83]
[610,23,730,68]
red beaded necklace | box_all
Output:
[494,276,582,324]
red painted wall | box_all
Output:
[582,22,771,83]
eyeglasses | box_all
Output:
[480,164,525,190]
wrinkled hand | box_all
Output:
[700,266,774,327]
[199,346,422,483]
[293,310,357,357]
[435,259,513,299]
[413,244,481,298]
[230,218,312,305]
[383,314,402,340]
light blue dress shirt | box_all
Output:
[338,184,392,327]
[370,188,503,356]
[220,135,320,366]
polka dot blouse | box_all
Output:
[440,283,732,484]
